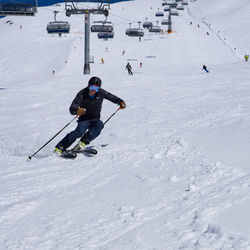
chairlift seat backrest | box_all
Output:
[91,24,113,33]
[97,32,114,39]
[125,28,144,37]
[47,21,70,33]
[149,26,162,33]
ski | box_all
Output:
[60,148,97,159]
[60,151,77,159]
[72,148,98,155]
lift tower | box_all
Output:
[65,0,110,74]
[162,1,177,33]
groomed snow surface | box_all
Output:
[1,0,250,249]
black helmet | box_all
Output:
[88,76,102,87]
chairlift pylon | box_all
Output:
[0,0,37,16]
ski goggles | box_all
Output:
[89,85,100,92]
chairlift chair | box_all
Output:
[91,21,113,33]
[161,19,171,25]
[176,5,184,10]
[143,21,153,29]
[125,22,144,37]
[164,6,170,11]
[155,10,164,17]
[181,1,188,5]
[47,11,70,34]
[0,0,37,16]
[97,31,114,39]
[126,28,144,37]
[47,21,70,34]
[171,10,179,16]
[149,26,162,33]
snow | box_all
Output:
[1,0,250,249]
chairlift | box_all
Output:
[181,1,188,5]
[164,6,170,11]
[97,31,114,39]
[91,21,113,33]
[149,26,162,33]
[155,9,164,17]
[171,10,179,16]
[143,18,152,29]
[176,5,184,10]
[161,19,171,25]
[47,11,70,34]
[0,0,37,16]
[47,21,70,34]
[125,22,144,37]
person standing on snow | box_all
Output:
[202,64,209,73]
[244,54,249,62]
[126,62,133,75]
[54,76,126,155]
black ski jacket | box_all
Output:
[70,87,124,121]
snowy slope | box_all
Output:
[1,0,250,249]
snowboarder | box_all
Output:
[54,76,126,155]
[202,65,209,73]
[126,62,133,75]
[244,54,249,62]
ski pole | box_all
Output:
[28,115,79,160]
[104,107,121,125]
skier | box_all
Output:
[126,62,133,75]
[202,65,209,73]
[244,54,249,62]
[54,76,126,155]
[101,58,104,64]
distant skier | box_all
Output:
[101,58,104,64]
[244,54,249,62]
[126,62,133,75]
[54,76,126,155]
[122,50,125,56]
[140,62,142,68]
[202,65,209,73]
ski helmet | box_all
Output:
[88,76,102,87]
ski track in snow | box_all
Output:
[1,0,250,249]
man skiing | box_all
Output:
[126,62,133,75]
[202,64,209,73]
[54,76,126,155]
[244,54,249,62]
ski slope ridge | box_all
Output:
[1,0,250,249]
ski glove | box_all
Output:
[77,107,86,116]
[120,101,126,109]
